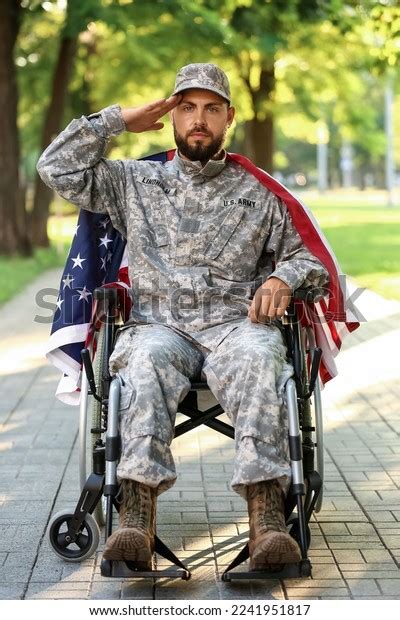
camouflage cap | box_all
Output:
[172,63,231,103]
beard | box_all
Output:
[173,125,226,164]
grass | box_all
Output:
[0,215,74,307]
[306,198,400,301]
[1,194,400,305]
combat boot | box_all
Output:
[247,480,301,571]
[103,480,156,569]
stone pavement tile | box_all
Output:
[154,536,184,551]
[309,564,342,579]
[377,579,400,596]
[211,524,239,537]
[0,523,45,553]
[284,586,349,599]
[361,548,396,563]
[158,523,209,533]
[0,500,53,525]
[341,566,400,579]
[157,512,182,525]
[29,557,64,583]
[328,540,383,550]
[61,561,95,582]
[183,537,214,552]
[315,512,368,523]
[307,534,328,550]
[347,523,376,535]
[216,581,252,599]
[121,580,155,599]
[3,550,37,567]
[0,583,25,599]
[182,512,209,524]
[25,581,90,599]
[367,511,396,522]
[318,522,349,535]
[0,563,32,583]
[242,580,284,600]
[332,549,365,563]
[378,534,400,547]
[154,575,220,600]
[375,523,400,531]
[346,579,380,596]
[90,580,124,600]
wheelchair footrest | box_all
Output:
[101,559,191,580]
[222,559,312,581]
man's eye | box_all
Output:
[183,105,193,111]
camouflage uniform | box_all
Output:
[37,103,328,498]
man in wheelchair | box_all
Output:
[37,63,329,573]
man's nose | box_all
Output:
[193,109,207,126]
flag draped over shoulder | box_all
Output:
[227,153,360,384]
[45,152,169,405]
[46,149,360,404]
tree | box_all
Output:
[30,0,105,247]
[0,0,31,256]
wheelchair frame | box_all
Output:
[48,286,324,582]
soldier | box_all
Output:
[37,63,328,572]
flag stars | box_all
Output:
[99,218,110,229]
[71,253,86,269]
[100,257,107,271]
[62,274,74,289]
[73,224,80,237]
[77,286,92,302]
[99,233,113,249]
[56,297,64,311]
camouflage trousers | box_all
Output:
[109,320,293,498]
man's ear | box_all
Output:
[227,106,235,127]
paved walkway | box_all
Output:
[0,270,399,600]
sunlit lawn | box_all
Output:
[1,193,400,305]
[0,217,72,306]
[305,196,400,301]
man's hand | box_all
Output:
[248,277,292,324]
[121,95,182,133]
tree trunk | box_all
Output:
[249,115,274,173]
[31,34,77,247]
[0,0,31,256]
[242,65,275,173]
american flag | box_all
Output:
[45,150,361,404]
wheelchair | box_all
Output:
[47,285,324,582]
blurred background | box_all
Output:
[0,0,399,305]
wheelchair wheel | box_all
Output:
[306,327,324,512]
[90,322,108,526]
[48,510,100,562]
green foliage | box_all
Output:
[15,0,400,176]
[310,200,400,300]
[0,244,68,307]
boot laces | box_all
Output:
[119,481,151,530]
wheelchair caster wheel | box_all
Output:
[48,510,100,562]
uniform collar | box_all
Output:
[172,150,226,179]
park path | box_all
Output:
[0,269,399,600]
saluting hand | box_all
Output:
[121,95,182,133]
[248,277,292,323]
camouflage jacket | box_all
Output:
[37,105,329,350]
